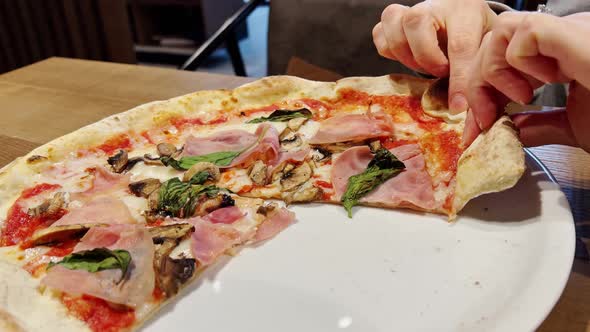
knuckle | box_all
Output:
[381,4,405,22]
[371,23,380,39]
[518,14,540,34]
[402,8,427,29]
[447,32,477,57]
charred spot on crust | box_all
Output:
[27,155,48,164]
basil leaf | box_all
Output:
[161,151,241,170]
[341,148,405,218]
[157,176,227,218]
[247,108,312,124]
[47,248,131,283]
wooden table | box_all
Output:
[1,57,589,331]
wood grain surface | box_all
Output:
[0,58,588,331]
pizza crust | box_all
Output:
[452,116,526,215]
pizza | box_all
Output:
[0,74,524,332]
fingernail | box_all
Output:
[450,93,469,113]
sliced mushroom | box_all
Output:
[256,202,278,216]
[270,162,295,183]
[107,150,129,173]
[143,154,164,166]
[158,257,197,296]
[183,162,220,182]
[129,178,161,198]
[31,224,104,246]
[287,117,308,131]
[149,223,194,243]
[369,140,382,152]
[280,162,312,192]
[310,148,332,162]
[126,157,144,171]
[148,190,160,211]
[150,223,196,297]
[283,186,323,204]
[279,128,303,149]
[192,193,235,217]
[26,155,48,164]
[248,160,267,186]
[29,192,66,217]
[157,143,178,157]
[311,142,360,154]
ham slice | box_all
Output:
[201,206,245,224]
[42,224,155,307]
[72,167,130,201]
[229,123,280,167]
[277,148,310,165]
[331,144,436,210]
[190,221,243,265]
[309,111,394,144]
[183,130,257,157]
[52,196,136,226]
[254,207,296,242]
[182,124,280,167]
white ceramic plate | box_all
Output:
[144,152,575,332]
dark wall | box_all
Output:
[0,0,135,74]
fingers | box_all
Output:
[372,23,394,60]
[466,32,504,132]
[401,4,449,77]
[481,13,536,104]
[445,0,494,113]
[504,13,590,87]
[462,109,481,147]
[511,78,590,152]
[565,82,590,152]
[378,4,423,72]
[511,111,576,147]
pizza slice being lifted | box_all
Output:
[0,75,524,332]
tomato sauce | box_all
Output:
[140,130,155,144]
[298,98,332,111]
[239,104,278,117]
[332,89,443,130]
[23,259,47,278]
[152,287,165,301]
[321,191,333,201]
[0,183,62,247]
[315,180,333,190]
[62,294,135,332]
[237,185,253,194]
[95,134,133,155]
[45,239,78,257]
[381,139,418,150]
[171,115,228,129]
[422,131,463,173]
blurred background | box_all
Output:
[0,0,542,78]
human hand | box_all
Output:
[372,0,497,113]
[465,12,590,152]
